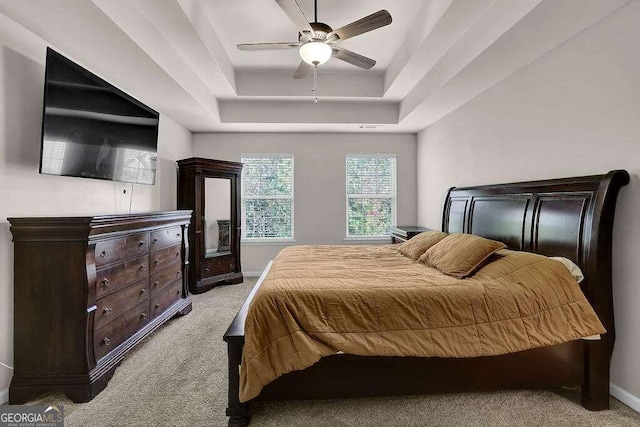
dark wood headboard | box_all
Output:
[442,170,629,343]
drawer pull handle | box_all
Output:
[229,263,233,268]
[176,289,180,295]
[139,265,146,271]
[140,313,147,320]
[103,307,113,315]
[154,304,160,310]
[140,288,147,295]
[154,259,160,266]
[103,337,111,346]
[153,281,159,288]
[176,270,180,276]
[176,233,181,238]
[205,266,211,273]
[100,250,109,258]
[101,278,110,287]
[138,241,145,247]
[175,252,180,257]
[153,237,159,243]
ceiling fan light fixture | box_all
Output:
[299,42,332,66]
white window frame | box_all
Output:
[345,153,397,241]
[241,153,295,244]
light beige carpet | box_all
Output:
[20,278,640,426]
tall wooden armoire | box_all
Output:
[177,158,243,294]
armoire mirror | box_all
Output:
[177,158,243,294]
[204,177,232,257]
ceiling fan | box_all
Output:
[237,0,392,80]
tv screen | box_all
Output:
[39,48,159,185]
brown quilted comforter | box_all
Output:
[239,245,604,402]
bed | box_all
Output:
[224,170,629,426]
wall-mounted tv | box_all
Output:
[39,48,159,185]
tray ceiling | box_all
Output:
[0,0,631,133]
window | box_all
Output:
[346,154,396,238]
[241,154,294,240]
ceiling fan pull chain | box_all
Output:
[312,64,318,103]
[314,0,318,22]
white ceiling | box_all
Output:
[0,0,632,133]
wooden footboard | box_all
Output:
[224,261,272,427]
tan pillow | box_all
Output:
[397,231,448,261]
[418,233,506,278]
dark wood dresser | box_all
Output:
[8,211,192,404]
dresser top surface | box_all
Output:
[8,210,192,224]
[8,211,193,241]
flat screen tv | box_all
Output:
[39,48,159,185]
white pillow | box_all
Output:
[549,256,584,284]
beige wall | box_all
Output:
[416,1,640,400]
[0,44,192,395]
[193,133,417,273]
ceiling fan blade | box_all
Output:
[326,10,392,42]
[293,61,311,79]
[275,0,315,38]
[237,42,301,51]
[332,47,376,69]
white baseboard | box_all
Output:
[611,383,640,413]
[0,387,8,404]
[243,271,264,277]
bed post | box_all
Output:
[441,187,456,232]
[582,340,613,410]
[581,170,629,410]
[225,338,249,426]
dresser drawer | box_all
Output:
[94,301,149,361]
[150,263,182,295]
[150,244,182,274]
[150,227,183,250]
[96,255,149,298]
[201,257,235,279]
[95,232,149,267]
[151,281,183,319]
[95,279,149,330]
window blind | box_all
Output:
[346,155,396,237]
[241,155,294,239]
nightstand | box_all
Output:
[390,226,430,243]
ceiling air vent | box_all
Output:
[359,125,379,129]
